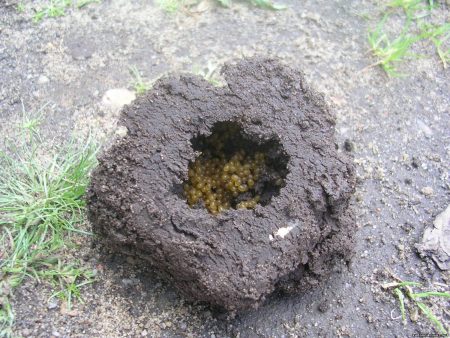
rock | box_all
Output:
[101,89,136,112]
[121,278,136,287]
[21,329,31,337]
[344,139,354,152]
[416,118,433,138]
[47,299,58,310]
[88,58,357,311]
[421,186,433,196]
[37,75,49,84]
[115,125,128,138]
[411,156,421,169]
[318,301,329,313]
[416,204,450,270]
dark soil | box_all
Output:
[1,0,449,336]
[87,58,356,312]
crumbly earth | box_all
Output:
[0,0,449,337]
[87,58,356,312]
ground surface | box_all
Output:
[0,0,449,337]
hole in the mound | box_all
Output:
[181,121,289,215]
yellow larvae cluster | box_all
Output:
[184,151,265,214]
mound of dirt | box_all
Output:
[87,58,357,312]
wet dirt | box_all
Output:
[87,58,356,312]
[1,0,449,336]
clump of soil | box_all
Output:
[183,121,289,214]
[87,58,357,312]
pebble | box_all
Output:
[101,88,136,111]
[416,118,433,138]
[141,330,148,336]
[344,139,354,152]
[411,157,421,169]
[47,299,58,310]
[421,187,433,196]
[121,278,135,287]
[116,125,128,138]
[37,75,49,84]
[21,329,31,337]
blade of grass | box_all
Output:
[394,288,407,324]
[0,105,99,334]
[416,302,448,335]
[382,281,423,289]
[411,291,450,299]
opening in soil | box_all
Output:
[182,121,289,215]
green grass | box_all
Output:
[16,2,25,13]
[216,0,286,10]
[368,0,449,76]
[0,105,98,336]
[368,16,423,76]
[32,0,101,22]
[421,22,450,68]
[192,62,222,87]
[156,0,187,13]
[387,0,433,19]
[156,0,286,12]
[382,280,450,334]
[129,66,152,96]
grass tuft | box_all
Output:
[382,279,449,335]
[32,0,101,22]
[156,0,286,12]
[367,1,449,76]
[368,16,423,76]
[420,22,450,68]
[0,104,99,336]
[155,0,187,13]
[192,61,222,87]
[250,0,286,10]
[129,66,152,95]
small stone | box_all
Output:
[344,139,354,152]
[318,301,329,313]
[421,187,433,196]
[416,204,450,270]
[165,321,172,328]
[416,119,433,138]
[48,299,58,310]
[116,125,128,138]
[21,329,31,337]
[52,331,61,337]
[141,330,148,336]
[404,178,412,185]
[102,89,136,111]
[411,157,421,169]
[37,75,49,84]
[121,278,134,287]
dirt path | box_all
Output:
[1,0,449,337]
